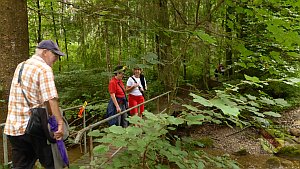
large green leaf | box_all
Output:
[142,52,164,65]
[286,78,300,84]
[248,101,260,107]
[182,104,199,112]
[274,98,290,107]
[136,139,147,149]
[190,93,213,107]
[97,137,113,143]
[112,139,128,147]
[88,129,103,137]
[244,75,260,82]
[144,111,159,121]
[93,145,109,154]
[167,116,185,125]
[259,97,275,105]
[126,126,143,136]
[246,94,257,100]
[264,111,281,118]
[185,114,204,125]
[194,30,216,44]
[211,99,240,117]
[236,44,254,57]
[108,125,126,134]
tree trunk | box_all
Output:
[61,2,69,63]
[155,0,174,91]
[203,0,212,89]
[104,21,112,81]
[51,2,62,72]
[37,0,41,43]
[0,0,29,163]
[226,4,233,76]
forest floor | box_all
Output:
[177,113,300,168]
[170,87,300,169]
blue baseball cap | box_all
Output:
[37,40,65,56]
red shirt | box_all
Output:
[108,77,125,98]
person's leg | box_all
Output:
[8,135,37,169]
[120,104,128,127]
[117,114,121,126]
[136,96,145,116]
[129,94,138,116]
[31,135,54,169]
[121,113,128,127]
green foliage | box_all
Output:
[89,111,239,169]
[86,103,108,117]
[55,69,107,105]
[276,145,300,158]
[181,137,214,149]
[183,75,292,128]
[228,0,300,81]
[193,30,216,45]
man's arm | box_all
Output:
[47,98,64,140]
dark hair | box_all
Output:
[114,65,124,72]
[113,65,127,75]
[133,67,141,70]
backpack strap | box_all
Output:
[130,76,142,90]
[140,74,146,91]
[117,81,128,103]
[130,76,144,97]
[18,61,31,107]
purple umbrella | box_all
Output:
[48,116,69,167]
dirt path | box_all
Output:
[184,108,300,169]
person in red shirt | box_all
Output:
[106,65,128,127]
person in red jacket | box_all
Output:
[106,65,128,127]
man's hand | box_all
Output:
[54,123,64,140]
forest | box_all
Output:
[2,0,300,168]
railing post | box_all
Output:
[83,109,87,153]
[157,97,159,113]
[167,92,170,114]
[89,129,94,162]
[3,132,8,167]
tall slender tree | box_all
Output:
[155,0,174,90]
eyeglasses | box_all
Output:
[50,50,60,57]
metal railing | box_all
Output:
[74,91,171,162]
[0,123,8,167]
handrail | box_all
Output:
[74,91,171,144]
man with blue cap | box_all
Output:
[4,40,67,169]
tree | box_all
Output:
[155,0,174,91]
[0,0,29,163]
